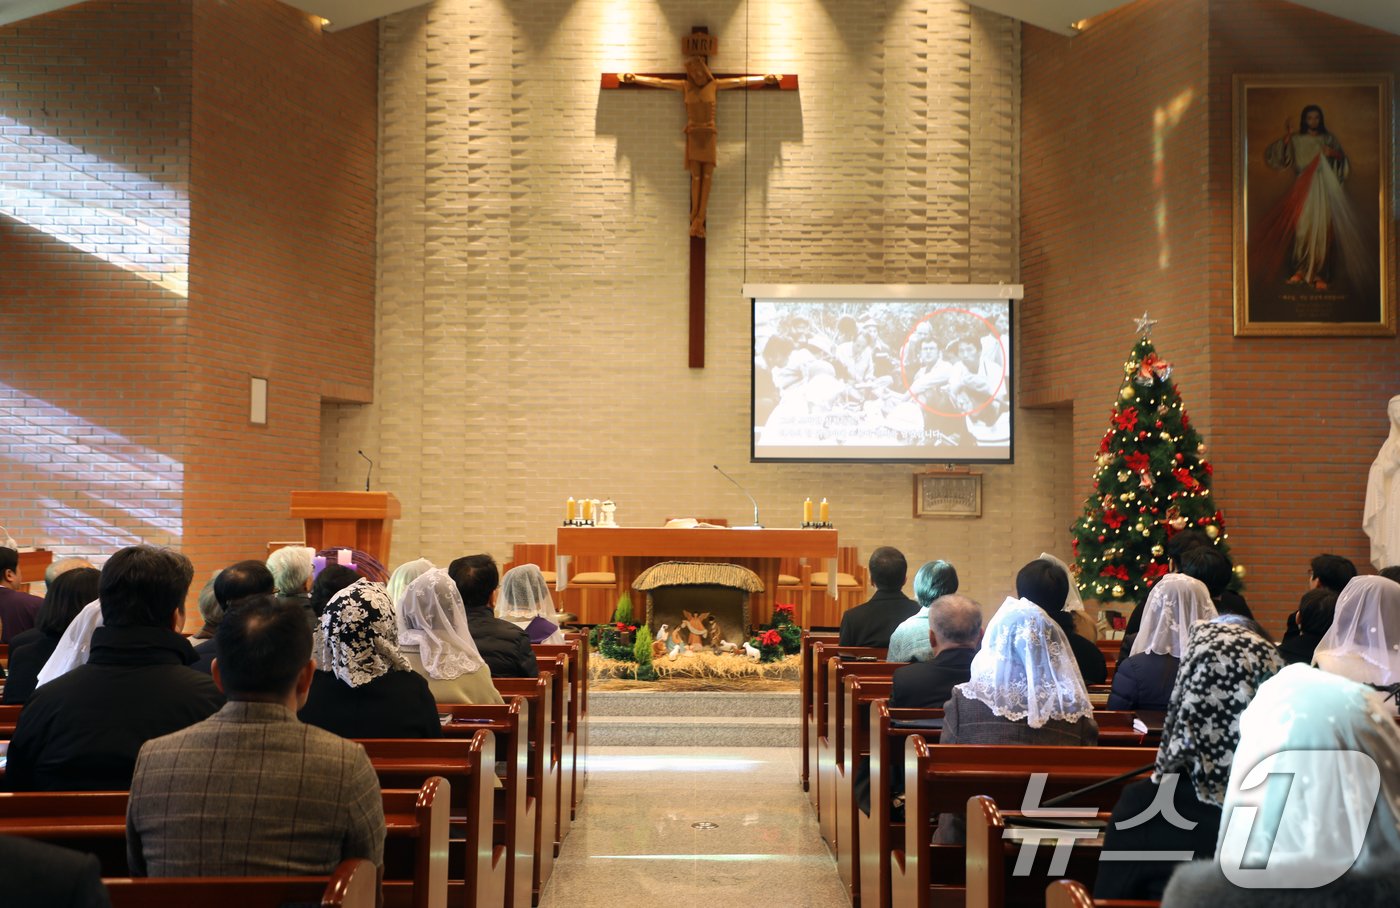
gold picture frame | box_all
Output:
[913,471,982,518]
[1233,73,1394,336]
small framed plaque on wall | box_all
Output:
[914,471,982,518]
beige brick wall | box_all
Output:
[323,0,1075,610]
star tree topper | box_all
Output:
[1134,312,1159,337]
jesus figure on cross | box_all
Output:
[622,48,777,237]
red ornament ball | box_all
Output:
[1155,420,1163,428]
[1175,453,1184,462]
[1097,534,1106,542]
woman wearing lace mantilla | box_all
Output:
[934,597,1098,843]
[298,578,443,739]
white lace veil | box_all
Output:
[497,564,562,622]
[1038,552,1085,612]
[312,578,411,688]
[956,596,1093,728]
[1130,573,1217,658]
[399,568,486,679]
[1220,664,1400,881]
[1313,574,1400,686]
[35,599,103,688]
[387,558,434,620]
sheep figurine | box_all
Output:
[743,641,761,662]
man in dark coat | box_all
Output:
[890,594,983,709]
[6,545,223,791]
[449,553,538,678]
[838,546,919,647]
[190,560,276,675]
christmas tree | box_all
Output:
[1071,317,1240,606]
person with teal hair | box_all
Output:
[886,560,959,662]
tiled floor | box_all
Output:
[537,746,848,907]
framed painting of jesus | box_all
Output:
[1233,73,1393,336]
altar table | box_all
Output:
[555,527,838,626]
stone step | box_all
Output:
[588,689,799,719]
[588,714,799,747]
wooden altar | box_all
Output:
[555,527,838,626]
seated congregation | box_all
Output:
[0,542,580,908]
[816,536,1400,906]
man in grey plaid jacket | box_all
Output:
[126,595,386,876]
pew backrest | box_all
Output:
[105,856,379,908]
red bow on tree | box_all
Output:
[1103,509,1126,529]
[1112,407,1139,431]
[1124,451,1151,473]
[1134,352,1173,386]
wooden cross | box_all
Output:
[602,27,797,368]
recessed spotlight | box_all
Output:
[692,821,719,829]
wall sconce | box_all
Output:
[250,376,268,426]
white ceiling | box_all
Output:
[0,1,1397,44]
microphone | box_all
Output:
[713,464,762,528]
[357,450,373,492]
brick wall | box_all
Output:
[1023,0,1400,629]
[184,0,377,583]
[321,0,1078,613]
[1,1,376,605]
[1203,0,1400,624]
[0,1,193,559]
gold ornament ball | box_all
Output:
[1151,544,1165,557]
[1117,470,1131,482]
[1197,443,1207,455]
[1134,522,1145,532]
[1205,524,1220,539]
[1160,431,1172,442]
[1233,564,1246,579]
[1121,386,1136,401]
[1111,584,1126,598]
[1094,583,1106,595]
[1142,528,1152,537]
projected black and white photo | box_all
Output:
[752,298,1013,462]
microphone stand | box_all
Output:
[713,464,762,528]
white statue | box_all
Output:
[1364,396,1400,569]
[598,499,618,528]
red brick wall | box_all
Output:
[1203,0,1400,625]
[0,1,193,559]
[183,0,377,583]
[0,1,376,604]
[1024,0,1400,629]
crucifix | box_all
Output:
[602,28,797,368]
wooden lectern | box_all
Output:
[289,491,400,566]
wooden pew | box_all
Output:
[890,740,1154,908]
[835,673,895,904]
[0,702,19,739]
[435,705,526,908]
[105,857,380,908]
[856,700,1158,908]
[0,780,450,908]
[966,794,1111,908]
[805,640,885,814]
[799,631,840,794]
[494,674,556,907]
[562,631,590,808]
[361,735,501,908]
[819,655,899,846]
[531,646,577,848]
[1045,878,1160,908]
[861,702,945,908]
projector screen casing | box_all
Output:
[747,284,1019,464]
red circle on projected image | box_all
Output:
[898,308,1008,418]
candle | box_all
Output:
[582,498,593,521]
[566,497,576,522]
[803,497,813,524]
[819,498,830,523]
